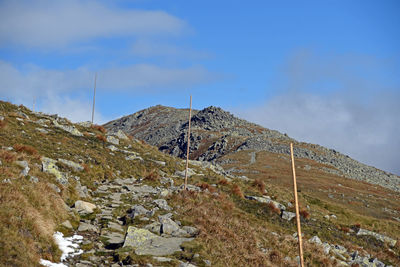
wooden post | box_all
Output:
[290,143,304,267]
[184,95,192,191]
[33,96,36,112]
[91,73,97,125]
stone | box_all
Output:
[16,160,30,176]
[179,262,197,267]
[144,222,162,235]
[53,120,83,136]
[113,130,129,140]
[75,181,89,198]
[309,236,322,245]
[203,260,211,266]
[128,185,158,194]
[101,231,125,248]
[153,199,171,211]
[281,211,296,221]
[175,168,196,178]
[29,176,39,183]
[106,135,119,145]
[61,220,73,229]
[58,158,84,172]
[129,205,150,218]
[74,200,97,214]
[78,222,98,233]
[107,145,118,151]
[125,154,143,161]
[181,226,199,237]
[153,256,172,262]
[123,226,193,256]
[42,157,69,184]
[160,218,180,235]
[36,127,49,134]
[48,183,61,193]
[245,195,286,211]
[77,121,92,127]
[356,228,397,247]
[322,242,331,254]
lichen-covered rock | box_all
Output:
[123,226,193,256]
[245,195,286,211]
[53,120,83,136]
[153,199,171,211]
[356,228,397,247]
[42,157,68,184]
[58,158,84,172]
[106,135,119,145]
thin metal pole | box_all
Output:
[184,95,192,191]
[91,73,97,125]
[290,143,304,267]
[33,96,36,112]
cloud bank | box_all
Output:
[237,51,400,175]
[0,0,186,48]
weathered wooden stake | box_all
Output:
[290,142,304,267]
[91,73,97,125]
[184,95,192,191]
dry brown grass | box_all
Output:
[96,134,107,145]
[0,180,67,266]
[268,202,281,214]
[143,169,160,182]
[196,182,216,193]
[0,119,7,130]
[13,143,38,155]
[218,179,230,185]
[253,178,266,194]
[232,184,244,199]
[0,149,17,163]
[171,192,273,266]
[299,209,310,219]
[91,124,106,133]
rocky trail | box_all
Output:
[64,176,204,267]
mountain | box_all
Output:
[1,100,399,267]
[104,105,400,193]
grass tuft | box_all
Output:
[13,144,38,155]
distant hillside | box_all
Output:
[104,105,400,193]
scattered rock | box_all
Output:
[356,228,397,247]
[58,158,84,172]
[16,160,30,176]
[281,211,296,221]
[61,220,73,230]
[106,135,119,145]
[74,200,96,214]
[309,236,322,245]
[78,222,98,233]
[42,157,69,184]
[123,226,193,256]
[53,120,83,137]
[153,199,171,211]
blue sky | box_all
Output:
[1,0,399,175]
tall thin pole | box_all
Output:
[290,143,304,267]
[33,96,36,112]
[91,73,97,125]
[184,95,192,191]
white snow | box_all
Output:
[39,232,83,266]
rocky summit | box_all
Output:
[1,100,400,267]
[104,105,400,193]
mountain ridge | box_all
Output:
[104,105,400,192]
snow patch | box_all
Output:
[39,232,83,266]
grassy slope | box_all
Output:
[0,101,399,266]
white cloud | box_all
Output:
[0,0,186,47]
[0,60,217,122]
[0,60,217,96]
[131,39,211,59]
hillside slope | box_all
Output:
[104,105,400,193]
[0,101,399,267]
